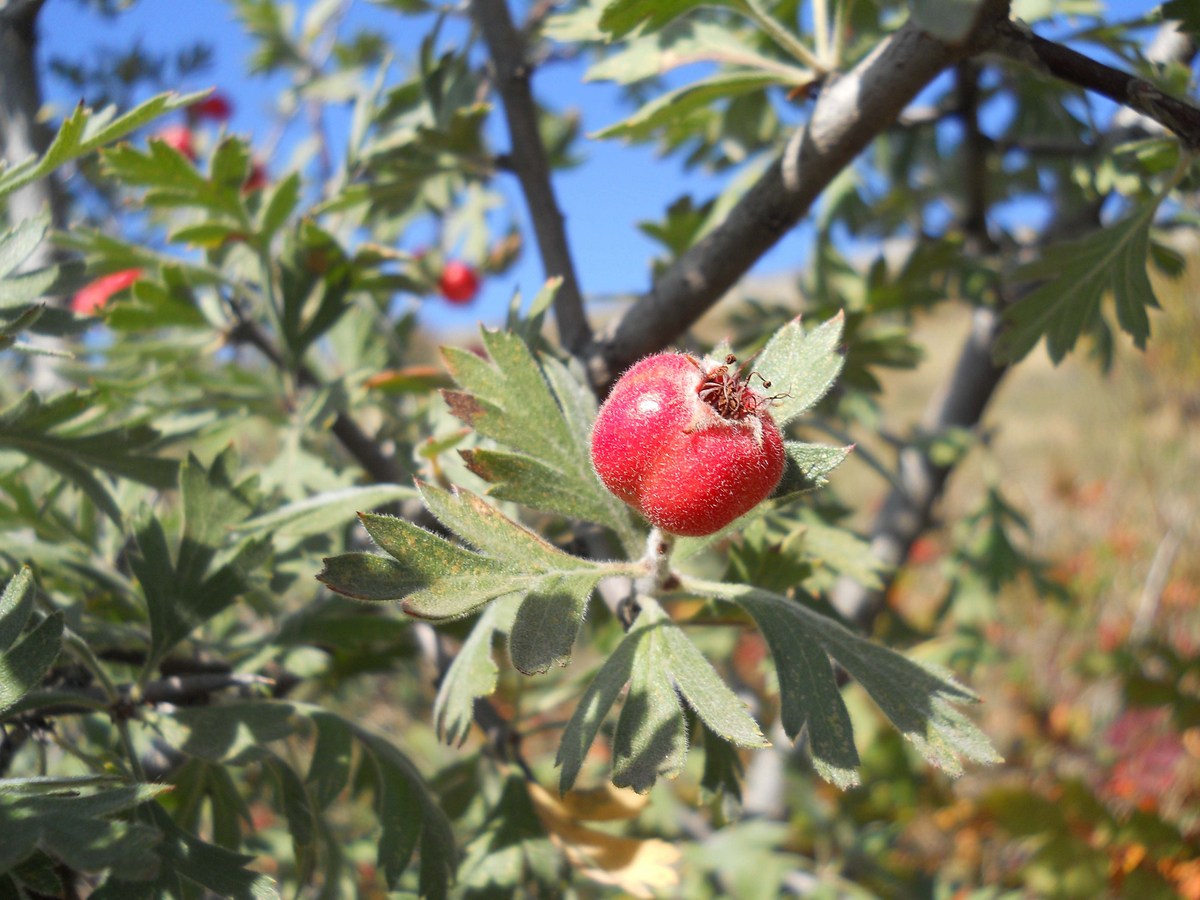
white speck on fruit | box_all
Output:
[637,397,661,415]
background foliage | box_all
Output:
[1,0,1198,896]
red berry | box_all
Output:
[152,124,196,162]
[438,261,480,305]
[242,160,268,193]
[191,93,233,123]
[71,268,143,315]
[591,352,786,536]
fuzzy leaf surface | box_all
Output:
[434,594,521,745]
[753,312,845,427]
[772,441,853,498]
[441,327,640,553]
[319,491,627,622]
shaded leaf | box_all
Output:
[434,594,521,746]
[0,567,35,653]
[0,392,178,524]
[996,201,1162,363]
[658,616,768,749]
[0,613,63,718]
[0,91,205,202]
[690,580,1001,782]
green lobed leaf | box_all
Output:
[0,782,170,880]
[101,140,247,222]
[264,755,318,884]
[417,482,574,571]
[348,719,456,899]
[598,0,726,38]
[258,172,303,239]
[586,20,813,86]
[658,614,769,749]
[592,70,783,142]
[753,312,845,427]
[0,91,207,202]
[771,441,853,498]
[305,709,355,810]
[0,613,63,717]
[320,490,621,621]
[557,628,642,793]
[611,611,689,793]
[688,580,1001,782]
[731,591,860,787]
[434,594,521,746]
[132,450,268,673]
[157,702,301,764]
[95,802,279,899]
[995,200,1162,364]
[457,775,556,896]
[0,392,179,524]
[440,326,639,553]
[0,568,35,653]
[0,218,48,282]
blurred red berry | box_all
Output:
[152,124,196,162]
[71,268,143,315]
[438,261,480,305]
[243,160,268,193]
[191,93,233,123]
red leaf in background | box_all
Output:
[71,268,143,315]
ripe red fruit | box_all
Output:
[152,124,196,162]
[438,261,480,305]
[190,93,233,123]
[591,352,786,536]
[71,268,143,315]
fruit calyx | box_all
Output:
[693,353,779,424]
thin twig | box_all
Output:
[992,18,1200,150]
[470,0,592,355]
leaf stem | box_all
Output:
[738,0,826,73]
[634,528,676,598]
[812,0,830,67]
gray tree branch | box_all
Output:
[471,0,593,355]
[585,5,1011,387]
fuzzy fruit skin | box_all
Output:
[438,261,480,304]
[590,352,785,536]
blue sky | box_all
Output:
[36,0,1170,333]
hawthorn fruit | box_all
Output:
[591,352,785,536]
